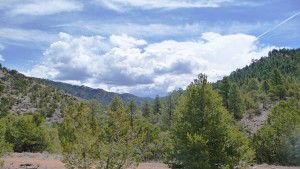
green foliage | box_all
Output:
[153,95,161,115]
[0,84,5,92]
[134,116,167,161]
[253,101,300,165]
[218,76,231,109]
[168,74,253,169]
[261,80,270,93]
[270,69,286,86]
[126,100,138,129]
[0,118,13,156]
[87,99,102,133]
[160,91,181,131]
[62,97,140,169]
[2,114,61,153]
[228,84,244,119]
[142,99,152,117]
[62,102,95,169]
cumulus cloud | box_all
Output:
[110,34,147,49]
[0,44,5,61]
[98,0,230,11]
[9,0,83,16]
[25,32,275,97]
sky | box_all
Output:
[0,0,299,97]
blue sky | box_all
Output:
[0,0,299,97]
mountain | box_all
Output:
[0,64,80,123]
[43,79,151,107]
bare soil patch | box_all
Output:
[134,162,168,169]
[0,153,64,169]
[253,164,300,169]
[2,153,299,169]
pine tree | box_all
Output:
[253,101,300,165]
[102,97,137,169]
[228,83,244,119]
[261,80,270,93]
[62,102,96,169]
[269,69,288,100]
[153,95,161,115]
[126,100,138,129]
[168,74,253,169]
[218,76,231,109]
[0,119,12,156]
[270,69,285,86]
[142,99,152,117]
[161,94,175,130]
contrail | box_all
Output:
[257,11,300,39]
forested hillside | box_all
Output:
[44,79,150,107]
[214,48,300,165]
[0,65,80,155]
[0,65,80,122]
[215,48,300,122]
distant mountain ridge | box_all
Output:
[43,79,151,107]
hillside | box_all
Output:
[214,48,300,134]
[0,65,80,123]
[224,48,300,85]
[43,79,151,107]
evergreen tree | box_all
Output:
[62,102,95,169]
[0,119,12,156]
[218,76,231,109]
[228,83,244,119]
[253,101,300,165]
[168,74,253,169]
[269,69,288,100]
[126,100,138,129]
[270,69,285,86]
[261,80,270,93]
[161,94,175,130]
[87,99,102,133]
[142,99,152,117]
[153,95,161,115]
[247,78,259,91]
[102,97,138,169]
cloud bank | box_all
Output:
[25,32,275,97]
[98,0,229,11]
[4,0,83,16]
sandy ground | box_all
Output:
[0,153,169,169]
[253,164,300,169]
[1,153,300,169]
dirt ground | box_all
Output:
[0,153,168,169]
[1,153,300,169]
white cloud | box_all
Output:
[0,55,4,62]
[110,34,147,49]
[98,0,230,11]
[0,28,57,44]
[0,44,5,61]
[25,32,276,97]
[9,0,82,16]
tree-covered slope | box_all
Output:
[43,79,151,107]
[214,48,300,132]
[226,48,300,85]
[0,64,80,123]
